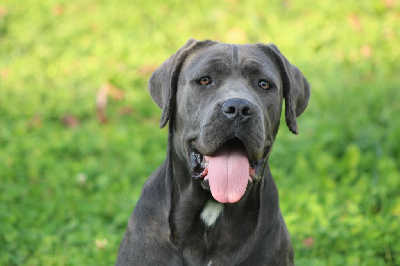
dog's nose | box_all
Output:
[221,98,254,123]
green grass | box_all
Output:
[1,0,399,265]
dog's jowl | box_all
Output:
[116,39,310,266]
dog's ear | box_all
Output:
[256,44,310,134]
[149,39,217,128]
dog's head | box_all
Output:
[149,39,310,203]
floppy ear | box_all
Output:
[256,44,311,134]
[149,39,217,128]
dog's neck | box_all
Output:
[167,143,281,255]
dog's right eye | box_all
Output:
[197,76,212,86]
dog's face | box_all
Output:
[175,44,282,162]
[149,40,310,203]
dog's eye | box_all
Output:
[258,80,271,90]
[197,76,212,86]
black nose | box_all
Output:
[221,98,255,123]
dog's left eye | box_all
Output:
[197,76,212,86]
[258,80,271,90]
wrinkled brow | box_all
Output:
[188,57,231,77]
[240,60,267,72]
[240,59,279,84]
[197,57,230,70]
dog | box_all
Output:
[116,39,310,265]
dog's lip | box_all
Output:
[189,135,259,160]
[189,147,209,179]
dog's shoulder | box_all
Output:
[116,161,182,265]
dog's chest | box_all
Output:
[200,200,224,227]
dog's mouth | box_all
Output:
[190,138,261,204]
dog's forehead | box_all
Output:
[183,43,279,75]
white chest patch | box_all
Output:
[200,200,224,227]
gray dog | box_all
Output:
[116,39,310,265]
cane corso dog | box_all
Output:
[116,39,310,265]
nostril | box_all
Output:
[224,106,236,114]
[242,107,252,116]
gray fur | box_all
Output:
[116,39,310,265]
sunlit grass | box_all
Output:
[1,0,399,265]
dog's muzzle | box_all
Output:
[190,138,261,203]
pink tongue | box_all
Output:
[207,143,249,203]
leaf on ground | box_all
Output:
[138,64,158,76]
[302,237,315,248]
[76,173,88,185]
[1,68,10,79]
[119,106,135,116]
[97,85,108,124]
[27,114,42,129]
[62,114,79,128]
[348,14,362,32]
[384,0,395,8]
[383,27,394,39]
[52,4,64,16]
[108,85,124,100]
[96,83,125,124]
[0,6,8,18]
[95,238,108,250]
[224,28,248,44]
[360,45,372,58]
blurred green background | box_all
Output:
[1,0,399,265]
